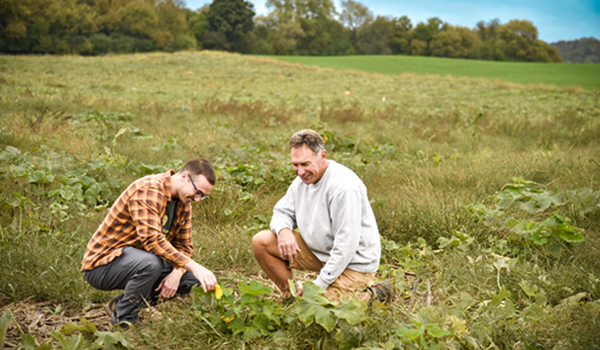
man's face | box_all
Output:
[181,173,213,204]
[290,144,328,184]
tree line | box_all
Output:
[550,37,600,63]
[0,0,562,62]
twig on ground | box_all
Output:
[407,278,419,313]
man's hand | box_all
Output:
[155,268,184,299]
[184,260,217,293]
[278,228,300,264]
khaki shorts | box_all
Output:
[289,231,375,301]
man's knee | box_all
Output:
[252,230,275,252]
[133,251,163,279]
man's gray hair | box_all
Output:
[289,129,325,154]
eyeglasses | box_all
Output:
[189,175,209,201]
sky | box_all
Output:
[183,0,600,43]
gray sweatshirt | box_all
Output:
[270,160,381,290]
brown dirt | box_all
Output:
[0,297,111,349]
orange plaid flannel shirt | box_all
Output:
[81,170,193,271]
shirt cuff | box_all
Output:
[313,277,330,291]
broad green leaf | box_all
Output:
[426,325,451,338]
[518,281,538,297]
[396,326,423,341]
[29,170,47,183]
[95,331,133,350]
[493,257,510,273]
[241,325,261,342]
[444,315,469,335]
[335,320,365,350]
[437,236,460,248]
[296,300,318,326]
[331,299,367,325]
[490,287,511,307]
[61,319,96,334]
[0,309,12,348]
[51,331,85,350]
[20,332,37,350]
[315,307,336,332]
[0,146,21,160]
[529,230,549,245]
[260,304,282,326]
[227,316,247,336]
[36,341,55,350]
[301,281,332,305]
[252,313,271,335]
[238,280,272,296]
[557,226,585,243]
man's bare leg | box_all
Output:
[252,230,293,295]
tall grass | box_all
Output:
[1,51,599,349]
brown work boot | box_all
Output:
[367,279,395,304]
[104,296,118,317]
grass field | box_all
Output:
[1,51,599,349]
[268,54,600,90]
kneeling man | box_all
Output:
[253,129,391,302]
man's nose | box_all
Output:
[296,167,305,176]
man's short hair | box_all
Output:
[179,158,216,185]
[289,129,325,154]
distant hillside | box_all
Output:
[551,37,600,63]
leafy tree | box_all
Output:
[321,18,354,55]
[94,0,136,34]
[495,19,561,62]
[468,39,506,61]
[356,16,394,54]
[410,38,427,55]
[476,18,500,41]
[156,0,187,38]
[187,6,209,47]
[430,26,478,58]
[43,0,97,36]
[413,17,446,43]
[261,0,339,55]
[119,1,158,39]
[0,0,33,41]
[295,0,337,55]
[252,13,305,54]
[412,17,447,55]
[389,15,412,54]
[339,0,372,49]
[205,0,255,51]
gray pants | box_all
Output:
[83,247,199,325]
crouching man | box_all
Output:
[252,129,392,303]
[81,158,218,327]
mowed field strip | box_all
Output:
[267,54,600,90]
